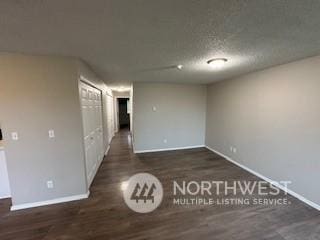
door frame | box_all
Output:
[114,96,131,133]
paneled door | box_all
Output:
[80,82,104,186]
[106,94,114,143]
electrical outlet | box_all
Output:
[47,180,54,189]
[11,132,19,140]
[163,139,167,143]
[48,130,55,138]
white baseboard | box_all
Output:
[10,191,90,211]
[205,145,320,211]
[134,145,205,154]
[88,152,106,187]
[0,194,11,199]
[108,134,115,145]
[105,145,110,156]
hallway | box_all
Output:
[0,129,319,240]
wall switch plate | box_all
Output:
[163,139,167,143]
[47,180,54,189]
[11,132,19,140]
[48,130,55,138]
[230,146,233,152]
[233,148,237,153]
[152,106,157,112]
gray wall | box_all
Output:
[206,55,320,206]
[133,83,206,152]
[0,54,87,205]
[0,56,114,207]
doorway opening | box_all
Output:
[117,98,130,130]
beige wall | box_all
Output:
[133,83,206,152]
[113,91,130,98]
[0,54,87,205]
[206,55,320,206]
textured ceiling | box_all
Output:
[1,0,320,87]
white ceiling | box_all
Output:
[1,0,320,87]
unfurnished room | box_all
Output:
[0,1,319,239]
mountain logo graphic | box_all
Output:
[122,173,163,213]
[130,183,157,203]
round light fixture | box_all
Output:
[207,58,228,68]
[177,64,183,70]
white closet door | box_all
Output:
[95,91,104,164]
[106,94,114,143]
[80,82,104,186]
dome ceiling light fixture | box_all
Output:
[176,64,183,70]
[207,58,228,68]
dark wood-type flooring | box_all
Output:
[0,129,319,240]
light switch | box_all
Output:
[48,130,55,138]
[11,132,18,140]
[47,180,54,189]
[152,106,157,112]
